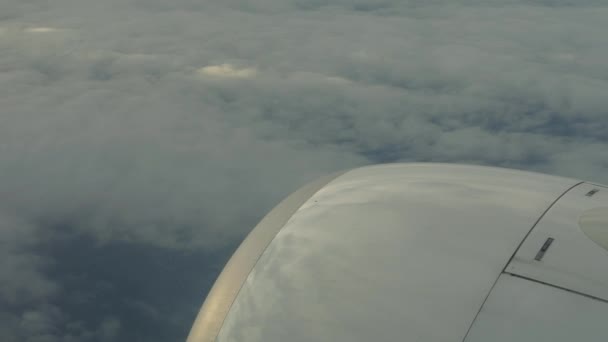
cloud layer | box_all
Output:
[1,0,607,340]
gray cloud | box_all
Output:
[1,0,607,340]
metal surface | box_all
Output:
[465,274,608,342]
[579,206,608,251]
[212,163,579,342]
[186,171,346,342]
[507,183,608,301]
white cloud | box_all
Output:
[197,64,258,79]
[23,27,63,33]
[0,215,58,305]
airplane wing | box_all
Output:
[187,163,608,342]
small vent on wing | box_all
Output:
[586,189,600,197]
[534,237,555,261]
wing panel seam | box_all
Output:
[460,181,583,342]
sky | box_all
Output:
[1,0,607,341]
